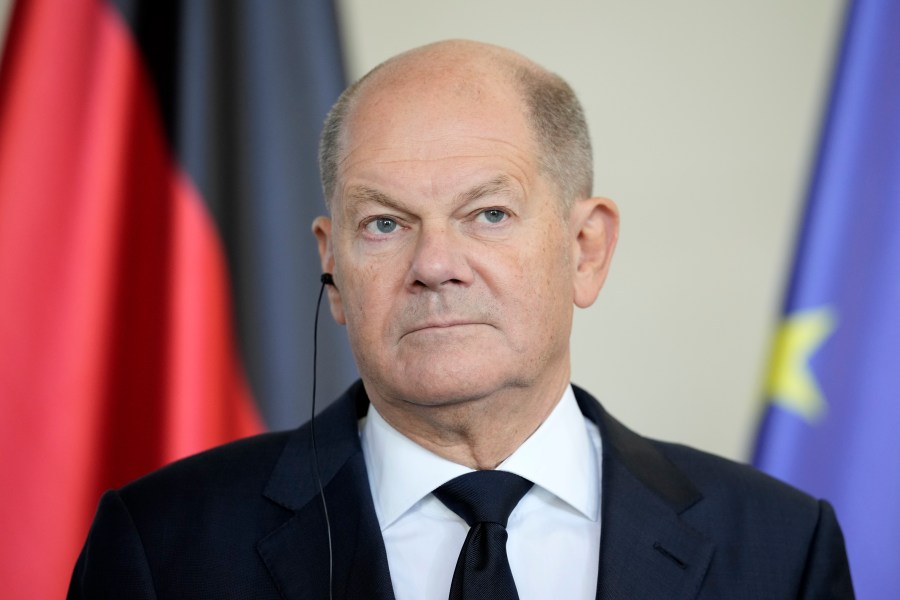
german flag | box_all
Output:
[0,1,354,597]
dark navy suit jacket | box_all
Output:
[69,381,854,598]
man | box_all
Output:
[70,40,854,599]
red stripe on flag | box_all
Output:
[0,1,264,597]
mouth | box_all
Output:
[405,320,485,336]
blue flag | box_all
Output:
[753,3,900,597]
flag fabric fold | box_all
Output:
[0,1,352,597]
[753,3,900,598]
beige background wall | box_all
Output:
[0,1,846,461]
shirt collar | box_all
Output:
[361,385,600,530]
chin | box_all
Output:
[384,357,528,407]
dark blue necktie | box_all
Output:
[434,471,534,600]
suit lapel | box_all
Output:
[257,382,395,600]
[573,386,715,600]
[254,382,714,599]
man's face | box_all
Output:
[316,70,585,408]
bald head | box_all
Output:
[318,40,593,210]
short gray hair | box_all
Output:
[514,65,593,209]
[318,56,593,210]
[318,72,374,210]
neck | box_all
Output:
[368,370,570,470]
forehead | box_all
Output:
[335,67,540,201]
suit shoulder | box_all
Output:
[118,429,298,509]
[648,440,853,596]
[576,385,820,514]
[652,439,816,508]
[648,438,837,553]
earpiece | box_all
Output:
[312,275,334,599]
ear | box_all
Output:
[570,197,619,308]
[312,216,346,325]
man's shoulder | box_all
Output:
[115,429,301,518]
[582,389,853,596]
[73,428,330,598]
[649,439,853,596]
[113,383,366,520]
[651,438,819,514]
[574,384,835,546]
[573,385,817,513]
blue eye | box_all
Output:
[479,209,507,224]
[366,217,398,234]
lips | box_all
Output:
[403,320,486,337]
[411,320,479,332]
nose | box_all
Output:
[407,223,473,290]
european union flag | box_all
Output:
[753,3,900,597]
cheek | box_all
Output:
[338,262,401,342]
[493,242,572,345]
[522,224,572,288]
[526,232,575,324]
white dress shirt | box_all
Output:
[360,385,603,600]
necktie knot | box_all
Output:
[434,471,533,599]
[434,470,533,528]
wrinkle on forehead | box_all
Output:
[332,41,549,217]
[336,152,535,221]
[338,137,535,176]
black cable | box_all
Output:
[312,276,334,600]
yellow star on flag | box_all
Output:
[765,306,837,422]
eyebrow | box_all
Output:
[454,175,516,206]
[345,186,409,215]
[343,175,517,216]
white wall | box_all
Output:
[0,1,845,461]
[337,0,846,460]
